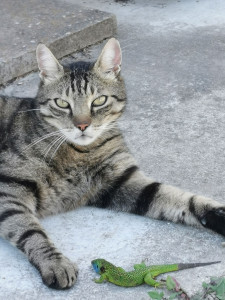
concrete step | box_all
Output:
[0,0,117,85]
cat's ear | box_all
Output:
[94,38,122,80]
[36,44,64,84]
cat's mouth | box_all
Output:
[72,132,95,146]
[77,133,92,139]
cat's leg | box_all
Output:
[92,166,225,236]
[0,194,78,289]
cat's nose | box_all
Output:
[74,117,91,131]
[77,123,89,132]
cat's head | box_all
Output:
[36,38,126,146]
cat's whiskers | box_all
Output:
[49,136,67,163]
[107,123,117,130]
[94,126,118,145]
[18,109,41,113]
[95,122,116,131]
[42,134,63,157]
[24,133,60,151]
[92,124,118,143]
[43,134,65,161]
[101,123,117,133]
[24,129,65,152]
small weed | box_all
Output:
[193,277,225,300]
[148,276,225,300]
[148,276,189,300]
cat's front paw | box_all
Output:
[200,207,225,236]
[39,256,78,289]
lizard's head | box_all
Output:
[91,259,109,274]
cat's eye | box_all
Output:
[54,98,70,109]
[92,96,107,107]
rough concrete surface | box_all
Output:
[1,0,225,299]
[0,0,116,85]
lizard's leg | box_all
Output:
[144,273,162,288]
[89,152,225,237]
[133,263,147,270]
[0,187,78,289]
[94,274,107,283]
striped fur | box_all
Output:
[0,38,225,289]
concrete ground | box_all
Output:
[1,0,225,299]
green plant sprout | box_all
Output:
[148,276,225,300]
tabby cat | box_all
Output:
[0,38,224,289]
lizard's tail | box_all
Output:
[178,261,220,270]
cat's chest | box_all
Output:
[37,158,109,217]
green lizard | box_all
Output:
[91,259,220,287]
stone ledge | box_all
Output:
[0,0,117,85]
